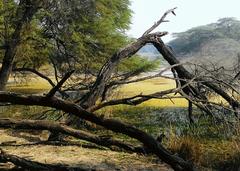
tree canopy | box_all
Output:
[0,0,159,78]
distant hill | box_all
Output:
[137,44,159,60]
[168,18,240,68]
[137,44,168,67]
[137,44,158,55]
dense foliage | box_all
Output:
[0,0,159,75]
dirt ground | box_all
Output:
[0,129,173,171]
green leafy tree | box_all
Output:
[0,0,46,90]
[41,0,134,74]
[0,0,159,92]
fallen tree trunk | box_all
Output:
[0,118,140,153]
[0,92,194,171]
[0,149,85,171]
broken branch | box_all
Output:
[46,70,75,97]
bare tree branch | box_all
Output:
[90,77,196,112]
[0,148,85,170]
[151,38,240,110]
[80,32,168,107]
[234,71,240,80]
[46,70,75,97]
[13,68,55,87]
[143,7,177,36]
[0,148,50,170]
[108,63,185,87]
[13,67,69,97]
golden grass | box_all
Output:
[8,75,232,108]
[166,129,240,169]
[6,77,51,94]
[118,77,236,108]
[167,135,203,166]
[7,76,188,107]
[119,78,188,107]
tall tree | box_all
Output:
[0,0,156,93]
[0,0,46,90]
[41,0,133,74]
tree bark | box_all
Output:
[0,148,84,171]
[188,101,194,124]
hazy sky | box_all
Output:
[128,0,240,42]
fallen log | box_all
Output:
[0,118,140,153]
[0,92,194,171]
[0,140,105,150]
[0,149,63,170]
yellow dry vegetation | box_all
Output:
[6,77,51,94]
[9,74,234,108]
[119,77,188,107]
[7,76,189,107]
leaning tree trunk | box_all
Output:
[80,32,168,108]
[0,46,17,90]
[151,39,240,110]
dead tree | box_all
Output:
[2,6,240,171]
[0,91,194,171]
[0,118,146,153]
[150,39,240,113]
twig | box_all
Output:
[13,67,68,97]
[13,67,55,87]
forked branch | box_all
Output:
[90,77,196,112]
